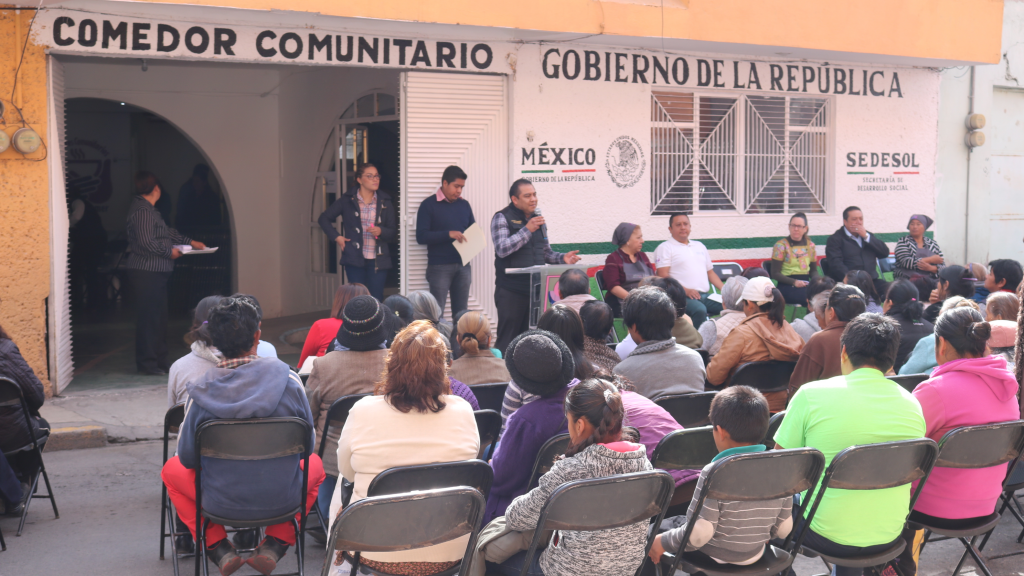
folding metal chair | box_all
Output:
[697,349,711,367]
[0,377,59,537]
[651,426,718,518]
[799,438,939,576]
[728,361,797,394]
[763,411,786,449]
[981,461,1024,552]
[887,374,929,394]
[519,470,675,576]
[368,460,493,500]
[159,403,189,574]
[323,486,486,576]
[912,421,1024,576]
[712,263,743,281]
[659,448,826,576]
[194,417,314,576]
[468,383,508,414]
[315,393,369,531]
[526,433,571,489]
[655,392,716,428]
[473,410,501,461]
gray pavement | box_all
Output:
[2,441,1024,576]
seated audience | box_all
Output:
[168,295,224,408]
[986,291,1020,323]
[554,268,595,315]
[613,286,706,400]
[899,297,980,376]
[844,270,883,314]
[487,330,576,522]
[330,320,478,576]
[988,320,1018,372]
[883,280,933,373]
[895,307,1020,576]
[0,320,49,501]
[305,295,389,521]
[969,262,990,308]
[707,277,803,412]
[408,290,453,344]
[162,297,324,576]
[923,265,976,324]
[654,213,724,328]
[650,386,792,567]
[824,205,891,297]
[579,300,622,372]
[707,276,748,356]
[791,276,837,343]
[789,285,867,398]
[444,349,480,411]
[449,311,510,385]
[487,378,654,576]
[986,258,1023,296]
[771,212,820,305]
[741,267,770,279]
[893,214,944,281]
[775,314,925,576]
[382,294,414,346]
[500,305,593,431]
[231,293,278,358]
[604,222,655,317]
[616,276,702,358]
[298,283,368,368]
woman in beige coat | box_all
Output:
[449,312,511,385]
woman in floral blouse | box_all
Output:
[770,212,820,305]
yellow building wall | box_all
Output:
[140,0,1005,64]
[0,9,53,395]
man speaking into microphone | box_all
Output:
[491,179,581,352]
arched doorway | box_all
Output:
[64,97,232,390]
[309,92,400,308]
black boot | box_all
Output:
[206,538,244,576]
[247,535,290,575]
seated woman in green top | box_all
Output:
[771,212,820,305]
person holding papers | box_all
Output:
[126,171,206,375]
[416,165,476,319]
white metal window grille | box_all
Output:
[651,90,830,215]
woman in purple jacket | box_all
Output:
[486,330,576,523]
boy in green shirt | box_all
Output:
[775,313,925,576]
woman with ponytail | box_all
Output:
[707,277,803,412]
[492,378,654,576]
[882,280,933,372]
[895,307,1020,576]
[449,311,510,385]
[923,265,977,324]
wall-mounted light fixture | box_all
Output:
[965,113,986,149]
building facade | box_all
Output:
[0,1,1004,394]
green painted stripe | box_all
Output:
[552,231,930,255]
[521,169,554,173]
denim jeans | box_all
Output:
[316,474,338,524]
[345,260,388,302]
[491,550,545,576]
[426,263,472,319]
[684,292,724,329]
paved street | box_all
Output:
[2,441,1024,576]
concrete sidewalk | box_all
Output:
[40,383,169,451]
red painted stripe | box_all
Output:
[562,169,596,173]
[893,172,919,175]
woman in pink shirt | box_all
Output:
[898,306,1020,576]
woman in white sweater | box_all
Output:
[329,320,480,576]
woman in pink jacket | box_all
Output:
[897,306,1020,576]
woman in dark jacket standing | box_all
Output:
[317,164,397,301]
[883,280,934,373]
[0,322,48,484]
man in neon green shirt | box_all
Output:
[775,314,925,576]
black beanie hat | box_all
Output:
[336,295,387,351]
[504,329,575,397]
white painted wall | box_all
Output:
[937,0,1024,266]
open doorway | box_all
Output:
[64,98,231,391]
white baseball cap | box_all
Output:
[738,276,776,307]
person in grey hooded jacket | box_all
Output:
[161,296,324,576]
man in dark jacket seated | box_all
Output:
[162,296,324,576]
[825,205,891,297]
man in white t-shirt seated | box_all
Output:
[653,213,724,328]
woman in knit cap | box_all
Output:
[602,222,655,317]
[305,294,389,522]
[894,214,945,281]
[486,329,577,522]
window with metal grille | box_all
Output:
[651,90,831,215]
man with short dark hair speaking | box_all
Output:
[417,165,475,319]
[825,205,891,296]
[491,179,581,353]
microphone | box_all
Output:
[534,207,548,241]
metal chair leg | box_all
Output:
[39,464,58,519]
[16,470,40,536]
[0,522,6,551]
[160,484,169,559]
[292,518,304,576]
[961,535,994,576]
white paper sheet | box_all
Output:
[454,223,487,265]
[174,245,219,255]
